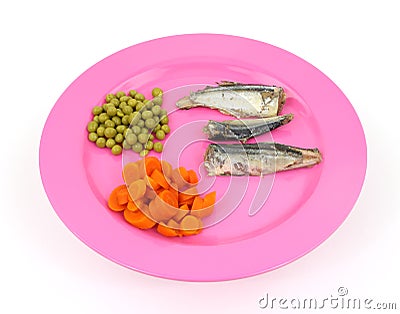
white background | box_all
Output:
[1,1,399,313]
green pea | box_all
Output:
[116,91,126,99]
[96,126,105,136]
[152,96,163,106]
[123,128,132,138]
[135,93,145,101]
[116,109,124,117]
[145,101,154,110]
[152,87,163,97]
[132,142,143,153]
[127,98,137,107]
[143,99,150,104]
[112,116,122,126]
[145,118,156,129]
[122,105,133,115]
[149,134,155,141]
[151,105,161,116]
[141,110,153,120]
[107,106,117,117]
[121,115,130,125]
[92,106,103,115]
[153,142,163,153]
[154,124,161,132]
[96,137,106,148]
[125,133,137,145]
[139,149,149,157]
[141,128,149,134]
[115,133,124,143]
[160,109,167,117]
[145,141,153,151]
[122,140,132,150]
[156,130,165,140]
[106,138,116,148]
[137,119,145,128]
[88,132,98,142]
[106,94,115,102]
[132,126,141,135]
[87,121,98,132]
[154,116,160,124]
[111,144,122,155]
[119,101,127,109]
[99,113,109,123]
[93,115,100,123]
[130,112,141,125]
[136,102,145,111]
[102,103,110,111]
[110,98,120,106]
[161,125,170,134]
[104,119,115,128]
[129,90,137,97]
[116,125,126,133]
[104,127,117,138]
[138,133,149,144]
[119,96,130,103]
[160,115,169,125]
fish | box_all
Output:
[176,81,286,118]
[202,114,294,142]
[203,142,322,176]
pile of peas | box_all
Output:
[87,87,170,156]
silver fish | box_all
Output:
[202,114,294,142]
[204,142,322,176]
[176,81,286,118]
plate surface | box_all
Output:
[40,34,366,281]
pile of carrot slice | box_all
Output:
[108,156,216,237]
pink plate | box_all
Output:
[39,34,366,281]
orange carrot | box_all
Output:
[159,189,178,208]
[126,201,138,212]
[203,191,216,207]
[123,209,156,229]
[108,185,128,212]
[178,186,198,206]
[168,182,179,202]
[151,168,170,189]
[122,162,140,185]
[178,166,190,183]
[157,223,179,237]
[145,176,160,191]
[128,179,146,201]
[116,187,129,205]
[187,170,199,184]
[144,156,162,176]
[191,196,204,211]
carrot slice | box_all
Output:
[178,186,198,206]
[123,209,156,229]
[159,189,178,208]
[192,190,216,218]
[144,156,162,176]
[108,185,127,212]
[116,187,129,205]
[122,162,140,185]
[168,182,179,201]
[157,223,179,237]
[126,201,138,212]
[191,196,204,211]
[187,170,199,184]
[145,176,160,191]
[151,169,170,189]
[178,166,190,183]
[203,191,216,207]
[128,179,146,201]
